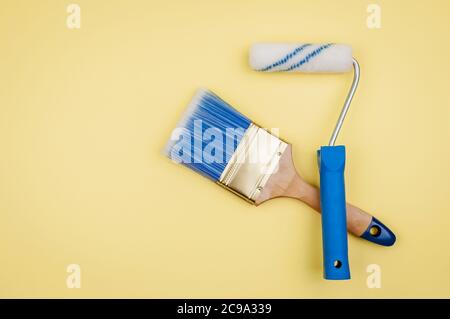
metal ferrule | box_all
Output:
[218,123,288,203]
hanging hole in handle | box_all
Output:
[333,260,342,269]
[369,225,381,237]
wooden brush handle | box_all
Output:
[255,145,396,246]
[275,177,396,246]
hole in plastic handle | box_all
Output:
[333,260,342,269]
[369,225,381,237]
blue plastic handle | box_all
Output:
[360,217,396,246]
[317,146,350,280]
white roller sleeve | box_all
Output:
[249,43,353,73]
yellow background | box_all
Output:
[1,0,449,298]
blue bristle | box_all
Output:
[165,89,252,181]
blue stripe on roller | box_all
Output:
[258,44,311,71]
[285,43,333,71]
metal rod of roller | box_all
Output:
[328,58,360,146]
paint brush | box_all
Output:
[165,89,396,248]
